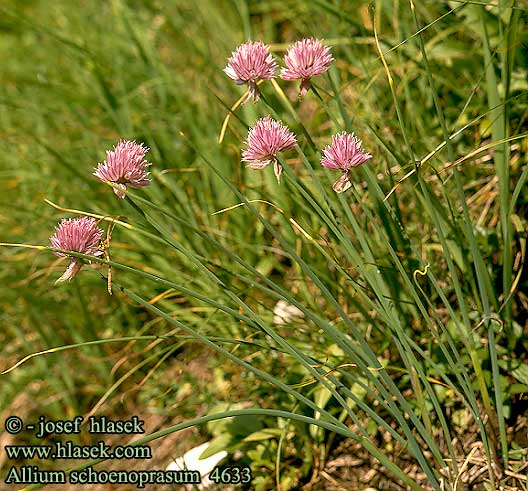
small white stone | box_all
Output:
[273,300,304,325]
[166,442,227,489]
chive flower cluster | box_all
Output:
[226,38,372,189]
[48,36,372,289]
[224,38,334,102]
[50,140,152,284]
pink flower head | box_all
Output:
[224,40,278,104]
[50,217,104,284]
[280,38,334,98]
[242,116,297,183]
[94,140,151,198]
[321,132,372,193]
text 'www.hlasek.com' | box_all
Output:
[3,415,209,488]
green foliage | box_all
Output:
[1,1,527,490]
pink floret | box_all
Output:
[50,216,104,283]
[94,140,151,198]
[280,38,334,97]
[321,132,372,193]
[224,41,277,103]
[242,116,297,183]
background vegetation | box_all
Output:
[1,0,527,490]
